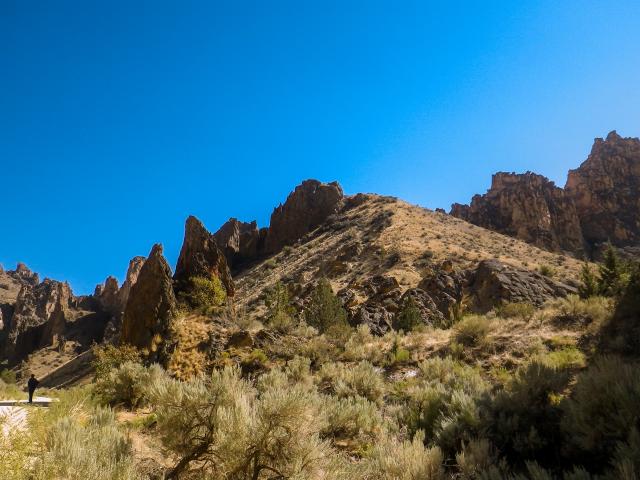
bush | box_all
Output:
[264,281,296,331]
[365,430,445,480]
[496,302,535,321]
[92,344,142,381]
[483,360,571,464]
[597,244,628,297]
[149,366,350,479]
[318,361,385,404]
[579,263,599,298]
[321,395,383,450]
[562,356,640,469]
[94,361,166,409]
[394,296,423,332]
[555,294,612,327]
[0,369,16,384]
[178,275,227,312]
[453,315,493,347]
[305,279,349,333]
[539,264,556,277]
[34,407,140,480]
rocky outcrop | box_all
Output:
[451,172,585,254]
[566,131,640,248]
[121,244,178,360]
[264,180,344,254]
[450,132,640,257]
[213,218,265,270]
[5,279,72,361]
[174,216,234,297]
[467,259,576,312]
[95,255,145,317]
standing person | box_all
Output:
[27,374,39,403]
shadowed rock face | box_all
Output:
[5,279,72,361]
[264,180,344,254]
[174,216,234,297]
[566,131,640,248]
[213,218,265,271]
[451,172,585,254]
[121,244,177,360]
[95,256,145,317]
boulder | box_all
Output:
[418,270,466,318]
[121,244,178,361]
[399,288,447,326]
[468,259,577,312]
[226,330,254,349]
[174,216,234,297]
[352,303,394,335]
[264,180,344,253]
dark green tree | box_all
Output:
[393,296,422,332]
[264,281,296,330]
[597,243,626,296]
[578,263,598,298]
[304,278,348,333]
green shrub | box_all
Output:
[562,356,640,469]
[33,407,139,480]
[579,263,599,298]
[394,296,423,332]
[92,344,142,381]
[321,395,383,450]
[483,360,571,464]
[600,264,640,357]
[318,361,385,404]
[597,243,628,297]
[555,294,612,327]
[386,336,411,365]
[178,275,227,312]
[94,361,166,409]
[305,278,348,333]
[149,366,350,479]
[453,315,493,347]
[264,281,296,331]
[539,264,556,277]
[365,430,445,480]
[0,369,16,384]
[496,302,535,321]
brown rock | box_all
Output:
[264,180,344,253]
[6,279,72,360]
[468,259,576,312]
[451,172,585,254]
[566,131,640,248]
[213,218,264,270]
[174,216,234,297]
[121,244,178,361]
[399,288,446,326]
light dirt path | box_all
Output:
[0,397,53,435]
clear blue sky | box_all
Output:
[1,1,639,293]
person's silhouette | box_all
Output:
[27,374,39,403]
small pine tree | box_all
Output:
[578,263,598,298]
[393,296,422,332]
[598,243,626,296]
[265,281,296,330]
[304,278,348,333]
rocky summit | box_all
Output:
[451,131,640,258]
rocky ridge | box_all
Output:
[451,131,640,257]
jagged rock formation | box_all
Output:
[566,131,640,248]
[451,131,640,258]
[213,218,265,271]
[121,244,177,360]
[95,256,145,317]
[264,180,344,254]
[174,216,234,297]
[5,279,72,361]
[451,172,585,254]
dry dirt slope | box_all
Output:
[234,194,583,318]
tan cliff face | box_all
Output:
[451,131,640,257]
[451,172,585,255]
[566,130,640,248]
